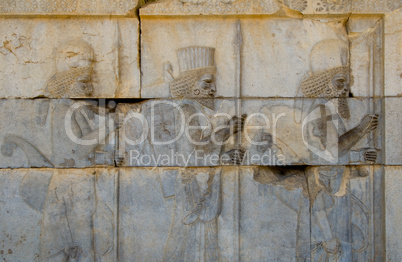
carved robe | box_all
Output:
[304,101,370,261]
[163,168,222,262]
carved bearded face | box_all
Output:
[46,40,95,98]
[331,73,349,98]
[170,67,217,110]
[193,73,216,98]
[57,43,94,96]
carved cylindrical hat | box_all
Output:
[309,39,349,73]
[177,46,215,72]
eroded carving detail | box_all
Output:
[299,39,379,164]
[162,168,222,261]
[170,46,216,110]
[0,0,138,13]
[45,39,94,98]
[19,170,116,261]
[140,0,279,15]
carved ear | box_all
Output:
[294,71,311,124]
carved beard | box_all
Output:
[338,97,350,119]
[46,67,93,98]
[195,98,215,111]
[170,67,216,110]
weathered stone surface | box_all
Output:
[117,98,382,167]
[0,0,139,15]
[140,0,280,16]
[140,0,401,16]
[307,0,400,14]
[385,166,402,262]
[385,98,402,165]
[0,0,399,261]
[0,168,118,262]
[0,18,140,98]
[140,17,345,98]
[385,9,402,97]
[0,99,117,168]
[348,16,384,97]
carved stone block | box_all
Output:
[140,15,386,99]
[117,166,383,261]
[0,99,117,168]
[0,168,118,262]
[385,98,402,165]
[140,0,280,16]
[385,166,402,261]
[348,16,384,97]
[117,98,382,167]
[0,18,140,98]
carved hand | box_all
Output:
[359,114,379,134]
[226,148,246,165]
[225,114,247,141]
[322,238,341,255]
[359,148,378,163]
[115,150,125,166]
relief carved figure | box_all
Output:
[19,170,116,261]
[127,46,246,167]
[299,39,379,165]
[45,39,94,98]
[252,38,378,261]
[298,39,377,261]
[169,46,246,165]
[152,47,245,261]
[2,100,115,168]
[161,168,222,262]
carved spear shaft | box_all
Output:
[233,19,243,262]
[235,20,243,129]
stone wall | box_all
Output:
[0,0,401,261]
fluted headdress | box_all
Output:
[177,46,215,72]
[170,46,216,99]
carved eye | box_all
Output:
[200,74,214,85]
[336,79,345,88]
[66,51,78,58]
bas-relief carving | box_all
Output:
[161,168,222,261]
[140,0,401,15]
[119,46,246,167]
[296,39,381,165]
[0,5,391,262]
[117,166,381,261]
[140,0,280,15]
[0,100,117,168]
[242,38,382,261]
[118,167,238,261]
[45,39,94,98]
[0,169,117,262]
[250,166,377,261]
[0,19,140,98]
